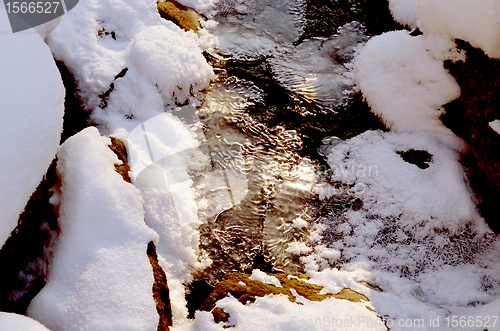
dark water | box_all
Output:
[192,0,388,287]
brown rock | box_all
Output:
[200,272,369,314]
[109,137,173,330]
[157,0,204,33]
[147,242,173,331]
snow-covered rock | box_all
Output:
[0,7,64,249]
[27,127,159,331]
[388,0,418,28]
[417,0,500,59]
[45,0,213,134]
[353,30,464,150]
[0,312,51,331]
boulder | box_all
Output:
[157,0,204,33]
[443,40,500,232]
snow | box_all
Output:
[0,6,64,249]
[122,111,211,324]
[174,0,218,16]
[388,0,418,28]
[43,0,214,322]
[249,269,283,288]
[417,0,500,59]
[187,294,386,331]
[490,119,500,134]
[0,313,51,331]
[324,130,481,227]
[286,241,312,255]
[45,0,213,134]
[27,127,159,331]
[292,217,308,229]
[353,30,464,150]
[323,4,500,328]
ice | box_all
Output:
[0,312,51,331]
[27,127,159,331]
[0,6,64,249]
[269,22,368,110]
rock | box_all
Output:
[0,161,59,314]
[396,149,433,169]
[442,40,500,232]
[199,271,371,323]
[300,0,403,42]
[110,137,173,330]
[147,242,173,331]
[157,0,204,33]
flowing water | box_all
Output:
[188,0,382,286]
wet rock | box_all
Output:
[157,0,204,33]
[443,40,500,232]
[200,271,369,317]
[300,0,403,42]
[0,160,59,314]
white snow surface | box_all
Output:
[388,0,418,28]
[174,0,218,16]
[354,30,464,150]
[27,127,159,331]
[325,130,481,227]
[417,0,500,59]
[121,111,211,325]
[186,294,386,331]
[490,119,500,134]
[0,7,64,249]
[0,312,51,331]
[249,269,283,288]
[46,0,214,134]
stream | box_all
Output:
[185,0,387,288]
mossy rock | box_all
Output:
[157,0,204,33]
[200,272,369,313]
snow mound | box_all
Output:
[27,127,159,331]
[388,0,418,28]
[353,30,463,150]
[0,312,51,331]
[249,269,283,288]
[174,0,218,16]
[0,7,64,249]
[46,0,213,134]
[325,130,481,228]
[191,294,386,331]
[418,0,500,59]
